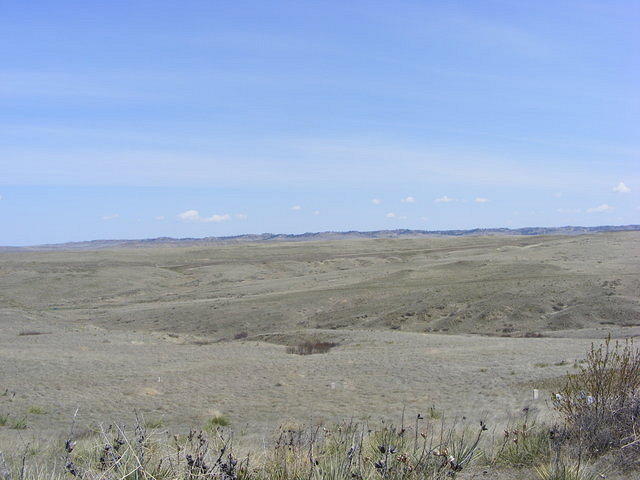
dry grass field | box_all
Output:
[0,231,639,458]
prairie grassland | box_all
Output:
[0,232,638,477]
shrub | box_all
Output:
[286,341,338,355]
[554,337,640,464]
[0,413,8,426]
[234,331,248,340]
[27,406,46,415]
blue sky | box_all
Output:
[0,1,638,245]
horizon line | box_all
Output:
[2,224,639,251]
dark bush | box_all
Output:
[286,341,338,355]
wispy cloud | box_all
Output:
[556,208,581,214]
[154,215,165,221]
[101,214,119,221]
[235,213,248,220]
[474,197,489,203]
[178,210,231,222]
[553,192,563,198]
[291,205,302,211]
[401,196,415,203]
[613,181,631,193]
[371,198,382,205]
[313,210,320,215]
[434,196,455,203]
[586,204,613,213]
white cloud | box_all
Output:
[155,215,165,221]
[291,205,302,211]
[553,192,563,198]
[313,210,320,215]
[401,196,415,203]
[474,197,489,203]
[178,210,231,222]
[371,198,382,205]
[386,212,397,218]
[0,194,3,200]
[235,213,248,220]
[178,210,200,221]
[434,196,455,203]
[613,181,631,193]
[586,204,614,213]
[208,214,231,222]
[101,214,119,221]
[420,216,428,221]
[556,208,581,214]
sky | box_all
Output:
[0,1,638,246]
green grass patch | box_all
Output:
[204,414,230,431]
[11,417,27,430]
[494,426,550,468]
[144,418,164,429]
[27,406,47,415]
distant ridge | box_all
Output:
[1,224,639,252]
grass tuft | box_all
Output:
[144,418,164,429]
[11,417,27,430]
[536,460,600,480]
[204,414,230,430]
[27,406,46,415]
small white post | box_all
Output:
[533,389,539,400]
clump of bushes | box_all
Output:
[553,337,640,466]
[286,341,338,355]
